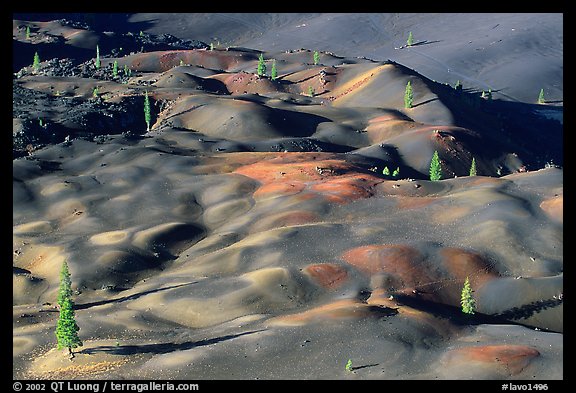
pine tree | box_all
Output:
[144,91,151,131]
[92,86,99,98]
[112,60,118,77]
[392,167,400,177]
[404,81,413,109]
[345,359,353,372]
[124,64,131,77]
[407,31,414,47]
[308,86,315,97]
[383,166,390,176]
[429,150,442,181]
[257,53,266,77]
[26,26,31,40]
[313,50,320,65]
[271,60,278,81]
[460,276,476,315]
[538,88,545,104]
[55,262,83,358]
[95,45,101,69]
[481,89,492,100]
[454,80,462,92]
[33,52,40,73]
[469,157,477,176]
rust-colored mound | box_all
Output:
[540,195,563,224]
[211,71,282,95]
[253,181,307,199]
[309,174,378,204]
[303,263,348,289]
[440,248,499,288]
[340,244,438,294]
[234,152,383,204]
[341,244,422,275]
[124,49,259,73]
[444,345,540,375]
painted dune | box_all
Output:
[13,14,562,381]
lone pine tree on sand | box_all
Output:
[460,276,476,315]
[313,50,320,65]
[429,150,442,181]
[33,51,40,73]
[144,91,151,131]
[56,261,83,359]
[407,31,414,47]
[404,81,413,109]
[271,60,278,81]
[538,88,545,104]
[95,45,101,69]
[469,157,477,176]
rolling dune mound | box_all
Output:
[13,15,562,381]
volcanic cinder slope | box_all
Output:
[13,15,562,380]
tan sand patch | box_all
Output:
[14,221,53,236]
[540,195,563,223]
[90,230,130,245]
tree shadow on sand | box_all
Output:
[80,329,265,356]
[493,297,563,321]
[410,40,443,47]
[351,363,379,371]
[75,282,197,310]
[392,294,562,333]
[412,97,439,108]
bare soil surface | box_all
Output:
[13,14,562,381]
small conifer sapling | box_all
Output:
[461,276,476,315]
[33,52,40,73]
[345,359,353,372]
[429,150,442,181]
[313,50,320,65]
[271,60,278,81]
[144,91,151,131]
[407,31,414,47]
[404,81,413,109]
[257,53,266,77]
[538,88,545,104]
[95,45,101,69]
[469,157,477,176]
[454,80,462,92]
[308,86,315,97]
